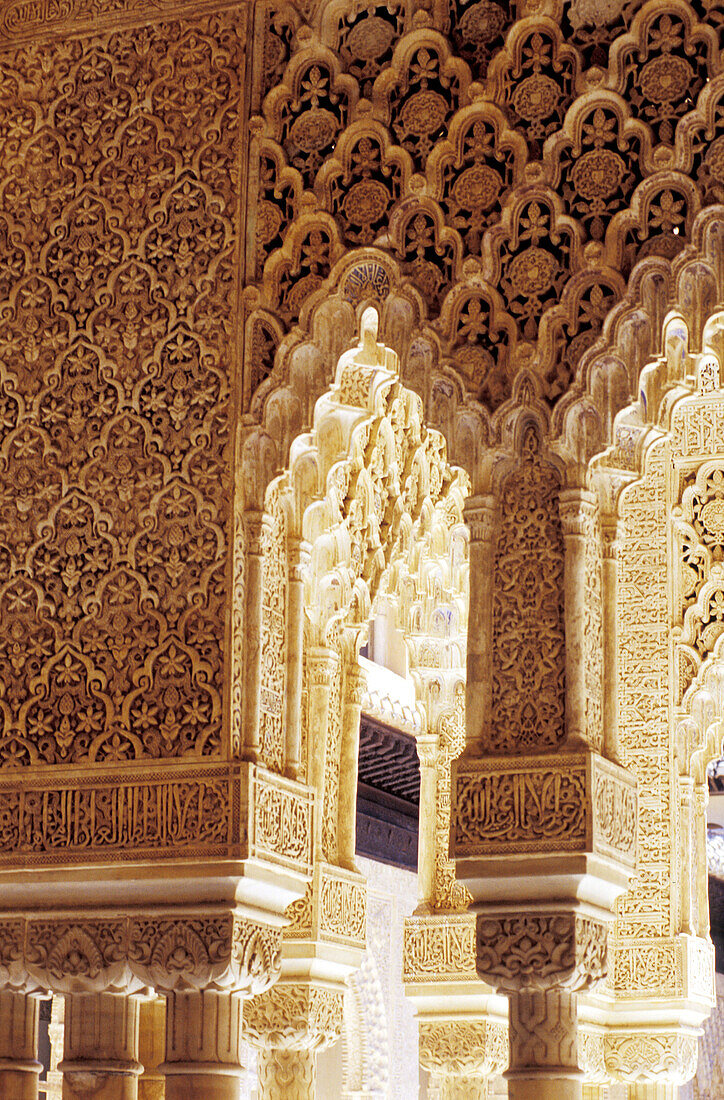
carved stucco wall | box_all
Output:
[0,9,252,864]
[315,856,421,1100]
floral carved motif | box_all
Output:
[0,14,244,772]
[489,427,566,753]
[419,1019,508,1076]
[243,983,343,1051]
[476,912,608,993]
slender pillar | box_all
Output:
[0,991,42,1100]
[162,990,243,1100]
[285,538,309,781]
[416,734,439,906]
[46,996,64,1100]
[257,1048,315,1099]
[559,489,596,747]
[138,999,165,1100]
[679,775,695,935]
[242,510,266,760]
[507,989,581,1100]
[600,516,621,762]
[464,495,496,753]
[61,993,141,1100]
[337,660,366,869]
[694,782,709,937]
[582,1088,608,1099]
[306,648,338,858]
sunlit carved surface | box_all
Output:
[5,0,724,1093]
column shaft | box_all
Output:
[307,648,338,858]
[601,518,621,761]
[284,539,309,780]
[163,990,243,1100]
[506,989,582,1100]
[559,490,595,746]
[416,735,439,905]
[61,993,141,1100]
[337,661,366,869]
[627,1086,678,1099]
[257,1048,315,1099]
[242,511,265,760]
[464,496,496,753]
[0,991,42,1100]
[138,999,165,1100]
[679,775,695,935]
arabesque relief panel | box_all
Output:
[0,8,248,826]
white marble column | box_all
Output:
[507,989,582,1100]
[0,991,43,1100]
[61,993,141,1100]
[163,991,243,1100]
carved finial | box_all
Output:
[357,306,380,366]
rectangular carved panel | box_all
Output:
[403,913,477,983]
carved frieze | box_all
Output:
[452,751,636,862]
[403,914,477,984]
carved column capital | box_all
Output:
[344,661,367,708]
[558,488,596,539]
[243,509,266,556]
[243,983,343,1053]
[419,1018,507,1078]
[128,914,282,996]
[599,514,623,561]
[476,912,607,994]
[463,494,497,544]
[307,648,339,689]
[603,1031,699,1085]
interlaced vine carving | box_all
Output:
[0,13,243,768]
[489,426,566,754]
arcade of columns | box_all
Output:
[4,0,724,1096]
